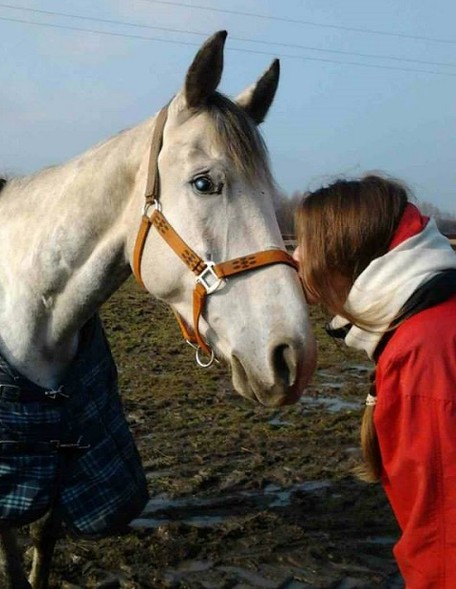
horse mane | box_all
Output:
[203,92,274,185]
[0,96,273,198]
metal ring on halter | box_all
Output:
[185,339,199,352]
[196,347,216,368]
[186,339,218,368]
[143,199,162,217]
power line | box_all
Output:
[1,3,455,69]
[1,14,455,78]
[138,0,456,45]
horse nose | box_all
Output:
[230,337,314,407]
[272,342,298,389]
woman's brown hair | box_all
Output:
[295,174,409,482]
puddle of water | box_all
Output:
[144,468,174,481]
[300,395,361,413]
[264,481,331,507]
[268,416,291,426]
[130,480,332,529]
[322,382,344,390]
[219,565,279,588]
[131,492,247,529]
[365,536,397,546]
[130,517,173,528]
[345,363,372,373]
[317,364,372,382]
[316,369,339,380]
[173,560,214,573]
[130,513,226,529]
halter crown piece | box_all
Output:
[132,106,298,367]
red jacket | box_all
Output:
[375,293,456,588]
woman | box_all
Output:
[293,174,456,589]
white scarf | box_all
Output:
[329,219,456,358]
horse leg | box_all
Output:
[28,511,62,589]
[0,525,32,589]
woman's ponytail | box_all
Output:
[354,371,382,483]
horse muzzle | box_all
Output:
[230,337,316,407]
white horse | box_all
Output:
[0,31,316,588]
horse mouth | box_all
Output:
[230,352,307,407]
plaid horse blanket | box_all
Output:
[0,314,149,536]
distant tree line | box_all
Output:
[276,191,303,237]
[418,201,456,235]
[277,192,456,238]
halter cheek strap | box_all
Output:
[132,105,299,364]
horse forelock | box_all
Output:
[202,92,274,186]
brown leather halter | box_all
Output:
[132,106,298,366]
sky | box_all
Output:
[1,0,455,215]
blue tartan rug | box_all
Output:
[0,314,149,537]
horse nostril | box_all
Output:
[272,343,297,388]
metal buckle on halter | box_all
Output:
[196,261,224,294]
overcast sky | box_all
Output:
[1,0,455,214]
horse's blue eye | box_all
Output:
[193,176,215,194]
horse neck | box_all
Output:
[0,117,155,387]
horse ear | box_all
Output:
[184,30,227,108]
[236,59,280,125]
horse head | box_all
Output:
[129,32,316,406]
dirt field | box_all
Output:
[25,279,403,588]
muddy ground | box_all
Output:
[23,279,403,588]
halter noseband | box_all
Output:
[132,106,298,367]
